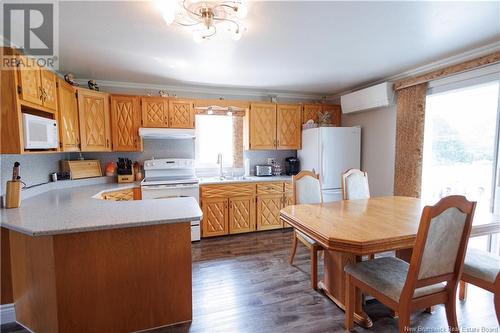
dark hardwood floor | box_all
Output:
[2,229,498,333]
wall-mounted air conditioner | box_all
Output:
[340,82,395,114]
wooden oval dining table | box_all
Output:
[280,196,500,328]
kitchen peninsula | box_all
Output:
[1,180,202,333]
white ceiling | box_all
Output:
[58,1,500,95]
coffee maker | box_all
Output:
[285,157,300,176]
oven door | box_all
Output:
[141,183,201,242]
[141,183,199,202]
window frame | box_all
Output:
[423,67,500,254]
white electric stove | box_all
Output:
[141,158,200,241]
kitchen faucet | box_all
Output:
[217,153,223,179]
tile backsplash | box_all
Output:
[0,140,296,195]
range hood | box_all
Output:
[139,128,195,139]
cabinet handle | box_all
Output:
[106,139,110,148]
[165,117,168,124]
[273,139,276,146]
[39,87,44,100]
[277,139,280,146]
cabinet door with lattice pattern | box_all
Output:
[57,78,80,151]
[169,99,194,128]
[256,194,284,230]
[17,56,42,106]
[77,89,111,152]
[202,198,229,237]
[249,103,277,150]
[229,196,255,234]
[40,70,58,111]
[277,104,301,149]
[322,104,342,126]
[302,104,322,124]
[111,95,141,151]
[141,97,169,128]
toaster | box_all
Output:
[255,165,273,177]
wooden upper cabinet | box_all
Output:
[321,104,342,126]
[77,89,111,152]
[249,103,277,150]
[141,97,169,128]
[17,56,42,106]
[302,104,323,124]
[303,104,342,126]
[169,99,194,128]
[110,95,142,152]
[229,196,255,234]
[202,198,229,237]
[40,70,58,111]
[57,79,80,152]
[277,104,302,150]
[16,57,58,112]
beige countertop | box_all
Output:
[1,181,202,237]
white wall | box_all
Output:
[341,105,396,197]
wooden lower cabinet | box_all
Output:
[202,197,229,237]
[229,196,255,234]
[200,182,290,238]
[256,194,284,231]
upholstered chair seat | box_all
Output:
[463,248,500,283]
[345,257,446,302]
[296,230,317,245]
[458,248,500,323]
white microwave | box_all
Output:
[23,113,58,149]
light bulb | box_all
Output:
[192,27,209,43]
[162,11,175,25]
[235,3,248,19]
[231,28,242,41]
[156,0,178,25]
[226,111,233,116]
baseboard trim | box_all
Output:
[0,303,16,324]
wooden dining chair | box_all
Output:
[344,195,476,333]
[342,169,375,260]
[458,248,500,322]
[342,168,370,201]
[289,170,323,290]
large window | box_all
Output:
[422,78,500,252]
[195,114,233,169]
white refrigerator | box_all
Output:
[298,127,361,202]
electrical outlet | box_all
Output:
[267,158,276,165]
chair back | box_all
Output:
[293,170,322,205]
[402,195,476,299]
[342,169,370,200]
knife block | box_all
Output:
[5,181,21,208]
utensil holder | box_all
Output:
[5,181,21,208]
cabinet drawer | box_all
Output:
[201,184,256,198]
[102,189,134,201]
[257,182,284,195]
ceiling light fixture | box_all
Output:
[155,0,248,42]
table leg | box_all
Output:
[318,249,373,328]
